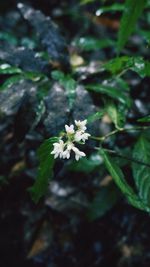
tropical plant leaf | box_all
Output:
[95,3,124,16]
[131,58,150,78]
[73,37,114,51]
[29,137,58,203]
[104,56,131,74]
[105,101,125,130]
[132,136,150,204]
[104,56,150,78]
[86,84,131,107]
[138,115,150,122]
[100,148,150,212]
[0,75,23,91]
[0,64,22,75]
[117,0,147,52]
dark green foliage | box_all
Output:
[100,148,150,212]
[73,37,114,51]
[117,0,147,52]
[132,136,150,205]
[0,64,22,75]
[86,84,131,107]
[29,137,58,203]
[138,116,150,122]
[105,56,150,78]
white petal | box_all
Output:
[75,119,87,131]
[75,154,80,161]
[54,153,59,159]
[67,142,74,150]
[65,124,75,134]
[74,131,83,142]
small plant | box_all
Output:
[29,0,150,216]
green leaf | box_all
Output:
[51,70,64,81]
[100,148,150,211]
[24,71,46,81]
[96,3,124,16]
[132,136,150,204]
[131,58,150,78]
[105,101,125,130]
[100,148,134,195]
[87,110,104,123]
[0,75,23,91]
[80,0,95,5]
[104,56,150,78]
[0,64,22,75]
[86,84,131,107]
[138,115,150,122]
[88,183,120,220]
[29,137,58,203]
[73,37,114,51]
[104,56,132,74]
[117,0,147,52]
[51,70,76,108]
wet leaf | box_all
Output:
[0,75,23,91]
[86,84,131,107]
[105,56,150,78]
[29,137,58,203]
[95,3,124,16]
[0,64,22,74]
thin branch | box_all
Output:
[91,125,150,142]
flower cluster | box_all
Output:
[51,120,90,161]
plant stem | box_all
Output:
[91,125,150,142]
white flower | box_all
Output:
[75,119,87,131]
[65,124,75,135]
[51,119,90,161]
[51,139,65,159]
[74,131,83,142]
[72,146,86,161]
[74,131,91,142]
[80,132,91,142]
[62,142,73,159]
[62,142,85,161]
